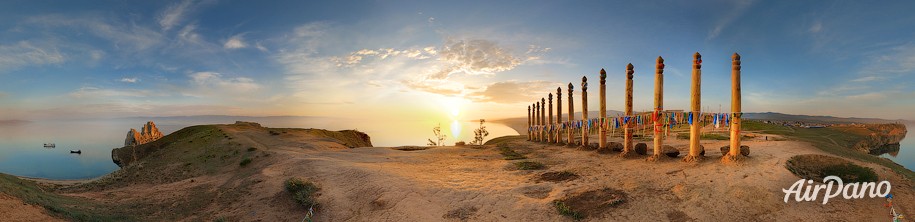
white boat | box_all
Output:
[43,143,55,148]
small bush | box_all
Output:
[239,158,252,167]
[499,146,526,160]
[553,200,584,221]
[515,161,545,170]
[285,178,319,208]
[247,147,258,152]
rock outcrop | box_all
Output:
[124,121,164,147]
[849,124,907,154]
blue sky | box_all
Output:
[1,0,915,121]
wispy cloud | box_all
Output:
[809,21,823,33]
[0,41,65,71]
[186,71,261,97]
[468,80,559,103]
[158,0,195,31]
[707,0,755,40]
[224,34,248,49]
[120,77,139,83]
[68,86,156,99]
[27,15,164,52]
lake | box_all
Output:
[0,117,519,180]
[879,124,915,170]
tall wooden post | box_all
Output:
[567,83,575,146]
[684,52,703,163]
[725,53,744,161]
[599,69,607,149]
[649,57,665,161]
[527,105,532,141]
[581,76,589,147]
[556,87,563,144]
[534,102,540,142]
[548,93,554,143]
[621,63,635,157]
[541,97,546,142]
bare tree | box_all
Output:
[427,123,446,146]
[472,119,490,145]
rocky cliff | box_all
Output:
[849,123,907,154]
[124,121,164,147]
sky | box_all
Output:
[2,0,915,123]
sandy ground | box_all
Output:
[13,125,915,221]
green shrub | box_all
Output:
[498,146,526,160]
[553,200,583,220]
[515,161,545,170]
[239,158,252,167]
[285,178,319,208]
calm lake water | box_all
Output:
[879,124,915,170]
[0,117,518,180]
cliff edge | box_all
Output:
[848,123,907,154]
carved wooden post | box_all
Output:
[725,53,743,161]
[528,105,532,141]
[556,87,563,144]
[649,57,665,161]
[684,52,703,163]
[548,93,554,143]
[541,97,546,142]
[621,63,635,157]
[567,83,575,146]
[581,76,589,147]
[535,102,540,142]
[599,69,607,149]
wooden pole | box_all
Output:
[556,87,563,144]
[581,76,589,147]
[684,52,703,163]
[528,105,532,141]
[649,57,664,161]
[535,102,540,142]
[567,83,575,146]
[727,53,743,158]
[548,93,554,143]
[541,97,546,142]
[599,69,607,149]
[621,63,635,157]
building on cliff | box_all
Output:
[125,121,164,147]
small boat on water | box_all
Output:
[70,150,81,154]
[43,143,55,148]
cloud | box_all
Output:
[68,86,155,99]
[432,39,521,79]
[850,76,879,82]
[708,0,755,40]
[120,77,139,83]
[224,34,248,49]
[0,41,66,71]
[187,72,261,96]
[158,0,195,31]
[468,80,560,103]
[846,92,886,100]
[809,21,823,33]
[27,15,164,52]
[332,47,436,67]
[255,42,268,52]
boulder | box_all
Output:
[662,145,680,157]
[720,145,751,156]
[124,121,164,147]
[608,142,623,152]
[634,143,648,155]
